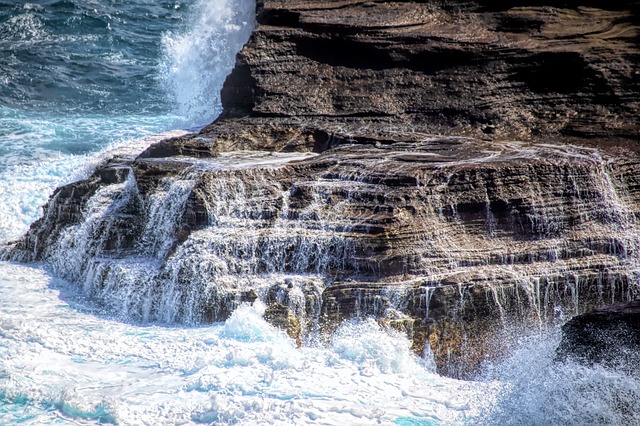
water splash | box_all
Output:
[0,0,254,244]
[0,262,491,425]
[160,0,255,128]
[478,328,640,426]
[0,125,187,244]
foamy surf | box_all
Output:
[0,262,494,425]
[4,0,638,425]
[0,0,256,243]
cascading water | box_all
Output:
[27,154,358,326]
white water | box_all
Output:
[0,262,495,425]
[3,260,640,425]
[478,330,640,425]
[0,115,183,243]
[0,0,254,242]
[160,0,254,128]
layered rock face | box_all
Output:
[4,0,640,377]
[214,0,639,147]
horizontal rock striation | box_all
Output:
[3,0,640,377]
[212,0,640,146]
[6,138,640,376]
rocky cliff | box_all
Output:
[4,0,640,377]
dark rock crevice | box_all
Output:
[557,300,640,376]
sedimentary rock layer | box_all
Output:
[6,137,640,376]
[212,0,640,146]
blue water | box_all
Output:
[1,1,639,424]
[1,0,180,166]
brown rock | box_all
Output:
[264,303,303,346]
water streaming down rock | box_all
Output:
[4,135,640,376]
[2,151,354,328]
[3,0,640,380]
[0,0,256,244]
[207,0,639,378]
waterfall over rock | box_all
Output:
[3,0,640,378]
[4,137,640,376]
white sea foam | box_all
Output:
[0,123,187,244]
[1,0,255,244]
[0,10,47,42]
[0,155,84,244]
[0,261,493,425]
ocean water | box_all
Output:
[0,0,253,242]
[0,262,499,425]
[1,1,639,425]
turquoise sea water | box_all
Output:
[1,1,639,424]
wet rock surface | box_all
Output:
[6,138,640,377]
[3,0,640,377]
[557,300,640,375]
